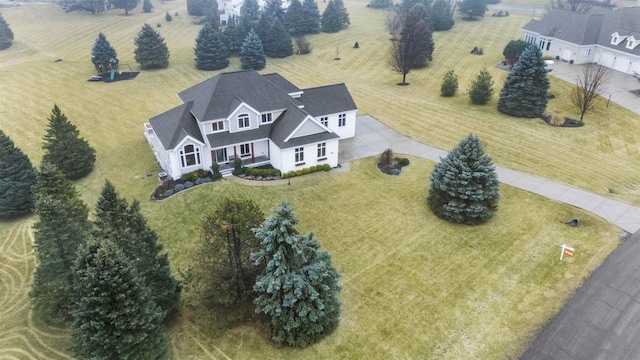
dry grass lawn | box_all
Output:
[0,1,633,359]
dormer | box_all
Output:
[626,36,640,50]
[611,32,627,45]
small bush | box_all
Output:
[184,181,194,188]
[163,189,174,197]
[295,36,312,55]
[399,158,410,166]
[195,177,206,185]
[353,41,359,49]
[174,184,185,192]
[175,11,179,16]
[320,164,331,171]
[233,157,244,175]
[181,169,208,182]
[211,163,222,180]
[166,12,172,21]
[157,22,162,27]
[244,167,281,177]
[295,170,304,177]
[543,55,553,60]
[441,69,458,97]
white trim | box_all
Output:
[173,135,206,151]
[283,115,325,142]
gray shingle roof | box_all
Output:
[523,7,640,57]
[297,84,357,116]
[149,101,204,150]
[263,73,301,94]
[178,70,302,121]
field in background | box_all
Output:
[0,1,634,358]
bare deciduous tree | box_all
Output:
[571,64,609,122]
[546,0,609,13]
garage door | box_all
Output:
[599,53,615,68]
[631,61,640,76]
[613,56,631,73]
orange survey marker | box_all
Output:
[560,244,575,261]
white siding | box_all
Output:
[228,104,259,132]
[279,139,339,174]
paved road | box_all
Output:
[519,230,640,360]
[487,4,546,15]
[339,116,640,234]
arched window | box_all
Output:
[179,144,201,168]
[238,113,250,129]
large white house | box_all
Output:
[144,70,357,179]
[522,6,640,75]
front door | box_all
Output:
[215,148,227,163]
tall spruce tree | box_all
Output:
[70,239,168,360]
[263,18,293,58]
[195,23,229,70]
[91,33,117,72]
[93,181,181,320]
[187,0,217,16]
[321,0,342,33]
[468,67,494,105]
[134,23,170,69]
[222,15,246,54]
[42,105,96,180]
[240,29,266,70]
[110,0,140,15]
[240,0,261,33]
[142,0,152,13]
[252,202,342,348]
[301,0,321,34]
[427,135,500,225]
[0,12,15,50]
[262,0,286,25]
[194,196,264,306]
[430,0,454,31]
[30,163,91,323]
[334,0,350,28]
[286,0,305,34]
[458,0,487,19]
[498,45,550,118]
[0,130,36,217]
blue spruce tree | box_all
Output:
[240,29,266,70]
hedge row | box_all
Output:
[282,164,331,179]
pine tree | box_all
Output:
[262,0,286,25]
[301,0,321,34]
[286,0,305,35]
[440,69,458,97]
[263,18,293,58]
[502,39,528,63]
[0,130,36,217]
[430,0,454,31]
[405,5,434,69]
[468,67,494,105]
[321,0,342,33]
[134,23,170,69]
[142,0,152,13]
[187,0,217,16]
[93,181,181,320]
[427,135,500,225]
[70,239,168,360]
[42,105,96,180]
[252,202,342,348]
[30,163,91,323]
[498,45,550,118]
[334,0,350,28]
[240,29,266,70]
[222,15,246,54]
[195,23,229,70]
[110,0,140,15]
[239,0,261,33]
[194,196,264,306]
[458,0,486,19]
[91,33,117,72]
[0,12,15,50]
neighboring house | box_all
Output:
[522,6,640,75]
[144,70,357,179]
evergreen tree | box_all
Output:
[202,0,220,28]
[187,0,217,16]
[91,33,117,72]
[430,0,454,31]
[142,0,152,13]
[165,11,172,21]
[301,0,321,34]
[286,0,305,35]
[263,18,293,58]
[498,45,550,118]
[468,67,494,105]
[134,23,170,69]
[0,13,15,50]
[262,0,286,25]
[110,0,140,15]
[42,105,96,180]
[70,239,168,360]
[458,0,487,19]
[240,29,266,70]
[334,0,350,28]
[194,196,264,306]
[252,202,342,347]
[93,181,181,320]
[405,5,434,68]
[240,0,261,33]
[321,0,342,33]
[0,130,36,217]
[30,163,91,323]
[440,69,458,97]
[195,23,229,70]
[222,15,246,54]
[79,0,106,13]
[502,39,528,63]
[427,135,500,225]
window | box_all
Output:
[539,39,545,49]
[338,114,346,127]
[524,33,536,45]
[261,113,272,123]
[179,144,201,168]
[320,116,328,127]
[211,120,224,132]
[546,40,551,51]
[240,143,251,157]
[317,143,326,159]
[238,114,249,129]
[582,48,591,57]
[295,147,304,163]
[611,34,619,45]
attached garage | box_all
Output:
[599,53,615,68]
[612,56,632,74]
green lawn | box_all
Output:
[0,1,633,359]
